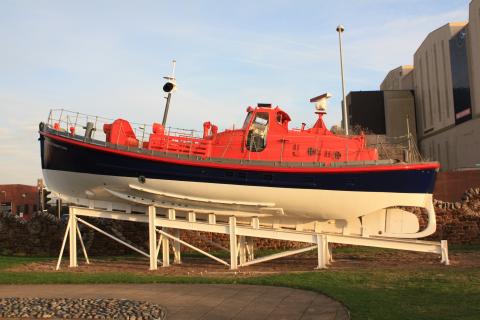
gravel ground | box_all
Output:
[0,297,166,319]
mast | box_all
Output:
[162,59,177,127]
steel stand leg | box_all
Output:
[68,207,78,268]
[148,206,157,270]
[229,216,238,270]
[162,227,170,267]
[246,237,255,261]
[76,224,90,264]
[56,215,70,270]
[173,229,182,264]
[328,243,334,263]
[441,240,450,265]
[239,236,247,265]
[316,234,328,269]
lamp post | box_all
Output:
[336,24,349,135]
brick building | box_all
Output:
[0,183,41,220]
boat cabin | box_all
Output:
[95,103,378,164]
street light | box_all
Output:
[336,24,349,135]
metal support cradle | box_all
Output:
[56,205,450,271]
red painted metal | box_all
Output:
[139,105,377,164]
[103,119,139,147]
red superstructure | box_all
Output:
[102,104,378,165]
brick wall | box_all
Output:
[434,170,480,202]
[0,184,40,219]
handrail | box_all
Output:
[44,108,420,163]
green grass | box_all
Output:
[0,249,479,320]
[0,255,51,270]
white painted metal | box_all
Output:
[167,208,176,220]
[129,184,276,208]
[56,221,70,270]
[246,237,255,261]
[240,245,317,267]
[76,217,153,260]
[229,216,238,270]
[162,227,170,267]
[155,235,163,262]
[441,240,450,265]
[148,206,157,270]
[43,170,437,228]
[209,213,216,225]
[56,205,449,271]
[70,207,447,255]
[76,224,90,264]
[194,233,230,252]
[239,236,247,265]
[68,208,78,268]
[156,228,229,267]
[173,229,182,264]
[316,234,328,269]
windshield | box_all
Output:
[242,112,253,129]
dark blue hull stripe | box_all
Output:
[40,134,436,193]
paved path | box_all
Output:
[0,284,349,320]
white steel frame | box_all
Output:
[56,206,450,270]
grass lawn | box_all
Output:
[0,246,479,320]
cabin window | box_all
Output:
[242,112,254,130]
[246,112,269,152]
[276,113,283,124]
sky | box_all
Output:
[0,0,471,185]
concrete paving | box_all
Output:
[0,284,349,320]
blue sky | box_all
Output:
[0,0,470,184]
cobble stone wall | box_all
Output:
[1,188,479,256]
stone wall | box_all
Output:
[1,188,479,256]
[427,187,480,244]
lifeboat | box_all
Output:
[39,93,439,239]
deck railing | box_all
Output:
[46,108,203,147]
[45,108,422,164]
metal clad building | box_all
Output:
[380,65,414,91]
[346,90,416,138]
[450,26,472,125]
[468,0,480,118]
[413,22,465,136]
[380,0,480,171]
[346,91,386,134]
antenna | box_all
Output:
[162,59,177,127]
